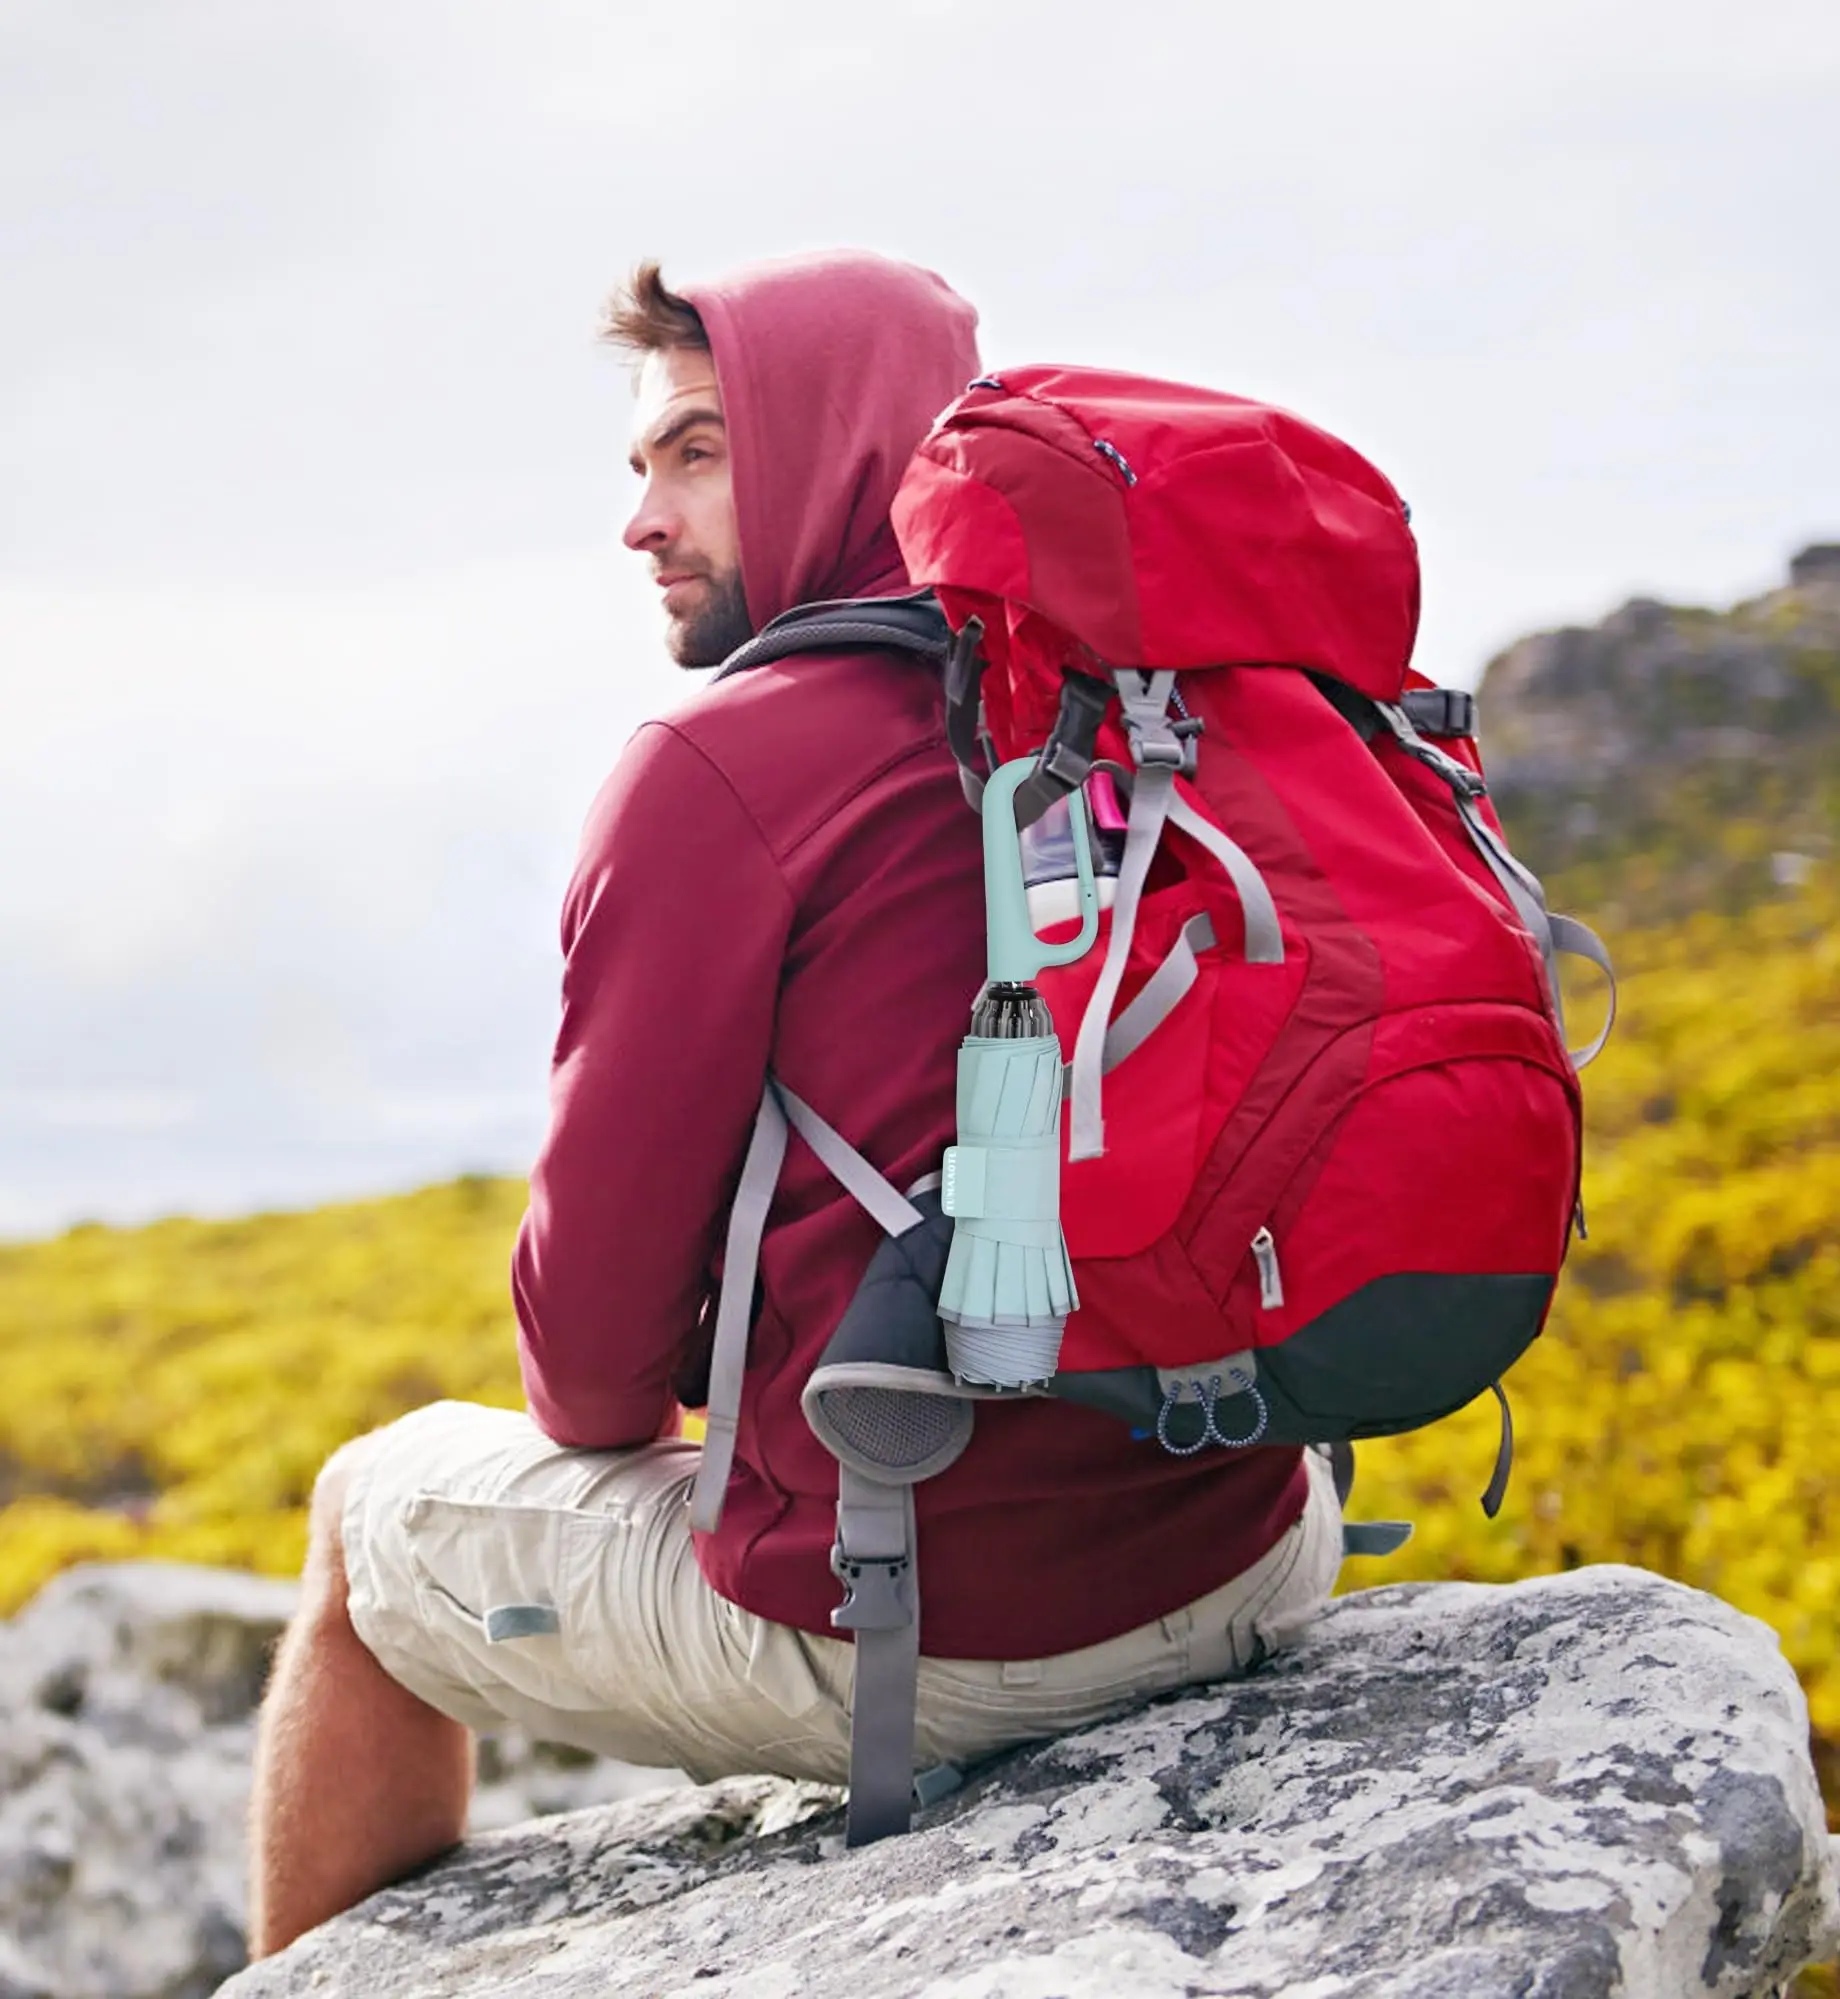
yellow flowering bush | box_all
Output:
[1352,865,1840,1754]
[0,1175,528,1608]
[0,864,1833,1820]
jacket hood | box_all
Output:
[680,250,982,630]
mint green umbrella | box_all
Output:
[938,759,1101,1388]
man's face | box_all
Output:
[623,344,751,669]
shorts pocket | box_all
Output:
[556,1505,848,1749]
[738,1600,846,1728]
[405,1495,603,1715]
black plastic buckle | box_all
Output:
[829,1548,913,1634]
[1402,687,1477,740]
[1035,670,1114,792]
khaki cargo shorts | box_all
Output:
[342,1400,1344,1787]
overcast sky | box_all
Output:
[3,0,1836,1239]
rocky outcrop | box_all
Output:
[1477,546,1840,891]
[220,1565,1839,1999]
[3,1561,1834,1996]
[1789,545,1840,591]
[0,1563,684,1999]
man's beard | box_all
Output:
[665,567,754,670]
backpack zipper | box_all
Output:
[1251,1227,1285,1310]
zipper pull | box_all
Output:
[1251,1227,1285,1310]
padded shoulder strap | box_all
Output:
[713,591,952,682]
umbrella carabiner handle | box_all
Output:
[981,758,1101,985]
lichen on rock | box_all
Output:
[218,1565,1840,1999]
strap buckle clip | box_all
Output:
[1034,669,1114,792]
[1117,670,1199,777]
[1130,732,1191,773]
[829,1547,914,1633]
[1402,686,1476,739]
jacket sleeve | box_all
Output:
[512,720,793,1447]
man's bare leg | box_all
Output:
[247,1436,475,1958]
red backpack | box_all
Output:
[690,366,1614,1845]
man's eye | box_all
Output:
[682,444,711,464]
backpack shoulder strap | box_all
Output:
[692,1073,961,1848]
[713,590,952,682]
[715,590,997,814]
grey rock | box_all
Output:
[1789,543,1840,590]
[0,1563,684,1998]
[0,1564,296,1999]
[221,1566,1840,1999]
[1473,549,1840,886]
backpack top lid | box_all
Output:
[890,365,1421,704]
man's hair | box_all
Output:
[599,261,708,357]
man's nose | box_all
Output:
[622,482,678,553]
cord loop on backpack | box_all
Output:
[1154,1368,1271,1456]
[1154,1375,1216,1456]
[1207,1368,1270,1449]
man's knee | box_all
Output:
[301,1428,390,1615]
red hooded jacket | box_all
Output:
[513,250,1307,1658]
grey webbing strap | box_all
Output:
[1454,792,1553,957]
[1069,667,1288,1157]
[1090,912,1217,1076]
[1323,1440,1412,1558]
[1372,700,1488,799]
[686,1076,938,1847]
[1452,792,1576,1058]
[1116,669,1185,770]
[1327,1439,1357,1507]
[1549,914,1618,1069]
[690,1080,930,1534]
[768,1105,953,1847]
[775,1084,927,1240]
[832,1465,921,1847]
[688,1083,791,1533]
[1370,696,1613,1072]
[1068,760,1175,1161]
[1343,1520,1414,1557]
[1164,794,1285,965]
[1481,1380,1514,1518]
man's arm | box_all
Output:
[513,720,793,1447]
